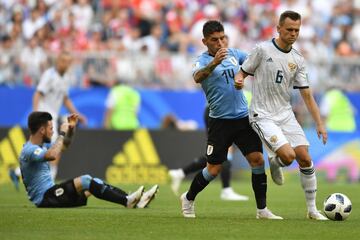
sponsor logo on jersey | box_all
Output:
[270,135,278,143]
[288,62,297,72]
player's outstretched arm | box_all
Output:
[300,88,328,144]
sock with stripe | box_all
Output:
[186,167,216,201]
[299,163,317,213]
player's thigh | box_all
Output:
[206,118,233,165]
[250,119,288,153]
[234,123,263,166]
[281,114,309,148]
[38,179,87,208]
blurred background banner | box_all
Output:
[0,86,359,130]
[0,86,206,129]
[0,126,359,184]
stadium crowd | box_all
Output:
[0,0,360,90]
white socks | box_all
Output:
[299,163,317,213]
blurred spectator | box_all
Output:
[19,35,47,86]
[103,82,141,130]
[71,0,93,32]
[0,35,16,85]
[22,7,46,39]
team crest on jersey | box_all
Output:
[270,135,278,144]
[34,148,42,156]
[55,188,64,197]
[207,144,214,155]
[288,62,297,72]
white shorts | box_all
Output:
[250,110,309,156]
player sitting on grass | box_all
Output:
[20,111,158,208]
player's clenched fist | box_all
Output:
[234,74,244,90]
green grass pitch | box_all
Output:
[1,173,359,240]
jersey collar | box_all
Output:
[272,38,292,53]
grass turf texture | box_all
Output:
[1,173,359,240]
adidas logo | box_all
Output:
[0,126,26,184]
[266,57,273,62]
[106,129,168,184]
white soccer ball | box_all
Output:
[323,193,352,221]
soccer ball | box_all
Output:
[323,193,352,221]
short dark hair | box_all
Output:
[202,20,224,38]
[28,111,53,134]
[279,11,301,25]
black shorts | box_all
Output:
[206,116,263,165]
[37,179,88,208]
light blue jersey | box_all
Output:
[19,141,54,206]
[192,48,248,119]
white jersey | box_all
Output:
[241,38,309,120]
[36,67,71,119]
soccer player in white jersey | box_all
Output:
[33,51,87,180]
[234,10,328,220]
[10,51,88,186]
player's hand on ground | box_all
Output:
[234,73,244,90]
[316,123,328,145]
[213,48,227,65]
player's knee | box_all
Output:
[280,151,296,166]
[297,157,312,168]
[207,164,222,177]
[80,174,93,190]
[246,152,264,167]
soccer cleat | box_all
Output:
[126,186,144,208]
[268,156,284,185]
[180,192,195,218]
[307,211,329,220]
[256,208,283,220]
[136,185,159,208]
[9,169,20,191]
[168,169,185,196]
[220,187,249,201]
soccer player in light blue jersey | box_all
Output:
[20,111,158,208]
[180,20,281,219]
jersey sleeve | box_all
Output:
[241,44,263,76]
[26,145,47,162]
[36,70,51,94]
[192,56,206,77]
[293,58,309,89]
